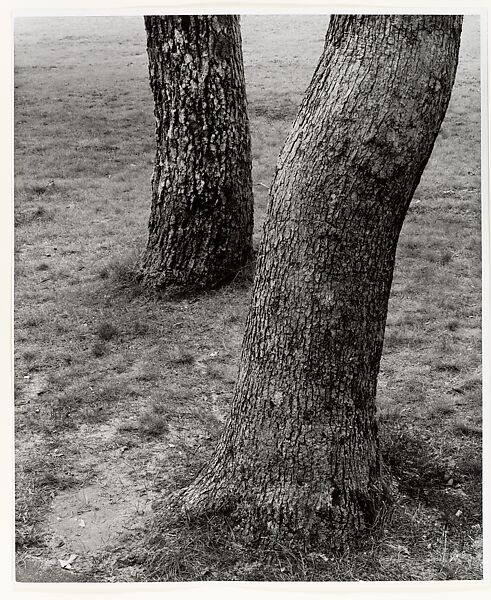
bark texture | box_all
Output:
[140,16,253,290]
[175,16,463,549]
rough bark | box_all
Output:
[174,15,463,549]
[139,16,253,291]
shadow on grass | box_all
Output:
[98,247,256,305]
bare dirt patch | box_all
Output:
[18,396,220,580]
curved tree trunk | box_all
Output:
[175,16,463,550]
[140,16,253,291]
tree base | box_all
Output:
[160,470,395,552]
[137,253,256,297]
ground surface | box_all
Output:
[14,15,482,582]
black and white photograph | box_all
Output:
[9,0,488,590]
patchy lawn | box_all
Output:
[14,15,482,581]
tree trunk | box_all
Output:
[175,15,463,550]
[140,16,253,291]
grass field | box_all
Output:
[14,15,482,582]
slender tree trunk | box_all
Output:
[174,16,463,550]
[139,16,253,291]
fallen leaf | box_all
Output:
[59,554,78,570]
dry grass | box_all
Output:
[14,15,482,581]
